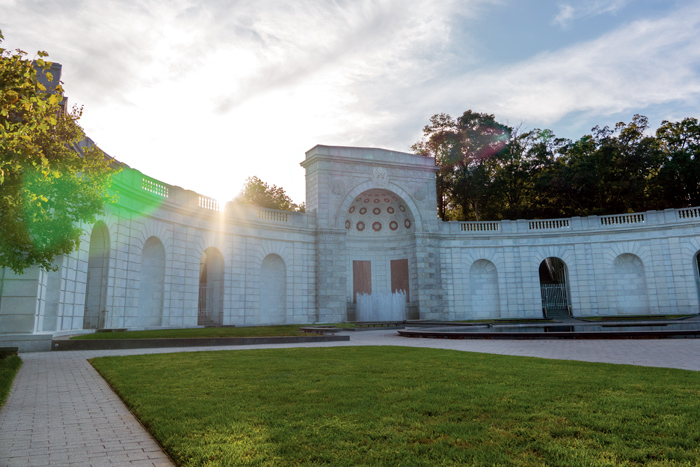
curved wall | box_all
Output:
[1,145,699,345]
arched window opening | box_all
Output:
[84,222,110,329]
[539,257,570,318]
[198,248,224,326]
[259,254,286,324]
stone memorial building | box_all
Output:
[1,144,700,351]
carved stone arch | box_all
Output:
[464,248,502,268]
[336,180,424,232]
[531,246,575,268]
[604,242,651,266]
[256,240,292,267]
[83,220,111,329]
[138,236,166,326]
[136,219,173,254]
[191,230,230,265]
[259,253,287,324]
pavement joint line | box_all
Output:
[1,329,699,466]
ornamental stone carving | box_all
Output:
[372,167,389,188]
[330,178,346,195]
[413,184,427,201]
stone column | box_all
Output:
[315,229,348,323]
[414,233,446,320]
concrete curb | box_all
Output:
[51,335,350,351]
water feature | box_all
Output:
[356,291,406,322]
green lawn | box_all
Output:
[0,355,22,408]
[71,325,314,340]
[91,347,700,467]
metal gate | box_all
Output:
[540,284,569,310]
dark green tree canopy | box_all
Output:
[230,176,305,212]
[0,31,117,273]
[414,110,700,221]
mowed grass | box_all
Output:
[0,355,22,408]
[71,325,312,340]
[91,347,700,467]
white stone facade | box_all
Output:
[2,145,700,350]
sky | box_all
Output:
[2,0,700,205]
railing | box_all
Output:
[678,207,700,219]
[600,213,644,226]
[198,196,222,211]
[257,208,290,222]
[529,219,570,230]
[141,178,169,197]
[460,222,500,232]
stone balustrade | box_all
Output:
[443,207,700,235]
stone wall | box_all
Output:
[1,146,699,350]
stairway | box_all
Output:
[545,307,571,321]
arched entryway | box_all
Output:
[198,247,224,326]
[259,254,286,324]
[344,188,416,320]
[84,222,110,329]
[539,257,570,318]
[138,237,165,327]
[613,253,649,315]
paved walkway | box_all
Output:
[1,331,699,466]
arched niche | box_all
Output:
[84,222,110,329]
[538,257,570,318]
[259,254,286,324]
[198,247,224,326]
[469,259,500,319]
[138,237,165,327]
[613,253,649,315]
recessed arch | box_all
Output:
[84,221,110,329]
[539,257,570,318]
[613,253,649,315]
[337,181,423,232]
[259,254,286,324]
[198,247,224,326]
[469,259,500,319]
[138,236,165,327]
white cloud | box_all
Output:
[553,0,631,28]
[412,3,700,138]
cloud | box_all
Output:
[392,2,700,140]
[553,0,631,28]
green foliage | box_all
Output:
[0,355,22,408]
[0,31,117,273]
[92,347,700,466]
[230,176,305,213]
[415,111,700,221]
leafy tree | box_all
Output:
[0,31,117,273]
[230,176,305,212]
[655,117,700,207]
[412,111,511,220]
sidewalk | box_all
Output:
[1,331,698,466]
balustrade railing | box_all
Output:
[600,213,644,226]
[529,219,570,230]
[141,178,169,197]
[678,207,700,219]
[198,196,222,211]
[257,209,290,222]
[460,222,500,232]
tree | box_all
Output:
[412,111,511,220]
[0,31,117,273]
[230,176,305,212]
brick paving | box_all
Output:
[1,331,698,466]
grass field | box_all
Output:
[0,355,22,408]
[70,325,313,340]
[91,347,700,466]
